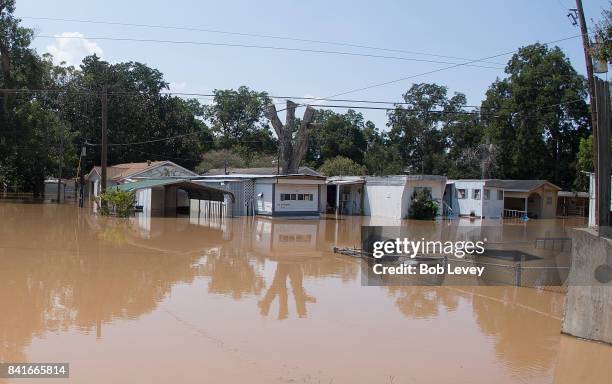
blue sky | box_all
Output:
[14,0,610,129]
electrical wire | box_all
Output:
[33,34,504,69]
[23,15,506,65]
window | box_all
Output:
[280,193,313,201]
[483,189,490,200]
[546,196,553,205]
[472,189,481,200]
[457,189,466,199]
[497,190,503,200]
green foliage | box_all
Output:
[409,190,439,220]
[195,148,275,173]
[574,135,606,191]
[98,189,136,217]
[205,86,276,153]
[318,156,366,176]
[387,83,478,175]
[307,109,369,167]
[481,43,590,189]
[593,2,612,63]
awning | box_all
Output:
[116,179,235,202]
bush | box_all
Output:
[98,189,136,217]
[318,156,366,176]
[409,190,438,220]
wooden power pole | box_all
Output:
[575,0,600,225]
[100,86,108,194]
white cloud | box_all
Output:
[46,32,104,67]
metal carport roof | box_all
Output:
[116,179,235,202]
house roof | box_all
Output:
[86,161,197,181]
[116,179,235,202]
[483,179,561,192]
[86,161,165,181]
[327,176,365,185]
[203,166,322,177]
[364,175,447,186]
[558,190,589,198]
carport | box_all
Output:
[117,179,235,217]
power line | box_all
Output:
[0,88,483,108]
[33,34,504,69]
[274,34,581,112]
[23,15,506,65]
[323,35,582,99]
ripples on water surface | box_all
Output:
[0,202,610,383]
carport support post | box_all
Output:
[524,197,528,216]
[335,185,341,216]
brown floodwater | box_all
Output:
[1,202,611,383]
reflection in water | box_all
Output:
[0,203,610,383]
[258,263,316,319]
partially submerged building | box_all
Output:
[326,176,365,215]
[445,179,561,219]
[116,178,234,217]
[196,167,326,217]
[85,161,198,201]
[362,175,447,219]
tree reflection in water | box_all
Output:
[258,263,316,319]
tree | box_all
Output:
[481,44,590,188]
[58,55,210,171]
[306,109,368,167]
[205,86,276,153]
[318,156,366,176]
[575,135,593,191]
[592,2,612,63]
[409,190,438,220]
[0,2,69,194]
[264,100,316,174]
[387,83,472,175]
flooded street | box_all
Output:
[1,202,611,383]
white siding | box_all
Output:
[255,182,273,214]
[274,184,319,213]
[363,185,406,219]
[450,180,485,217]
[135,188,152,213]
[482,187,504,218]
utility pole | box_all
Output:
[575,0,600,224]
[56,133,64,203]
[100,86,108,194]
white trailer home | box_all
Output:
[445,179,560,219]
[362,175,447,219]
[197,167,326,217]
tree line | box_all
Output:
[0,0,603,195]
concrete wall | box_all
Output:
[562,228,612,344]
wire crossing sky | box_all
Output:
[15,0,610,128]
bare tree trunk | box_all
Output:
[264,100,316,174]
